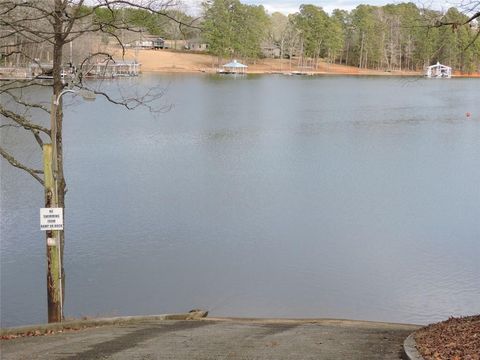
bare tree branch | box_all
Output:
[0,146,44,185]
[3,91,50,114]
[88,86,171,113]
[464,10,480,24]
[0,105,51,135]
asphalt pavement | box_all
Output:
[0,317,419,360]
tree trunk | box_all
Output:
[359,32,364,68]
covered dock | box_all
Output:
[425,62,452,78]
[85,60,141,78]
[218,60,248,74]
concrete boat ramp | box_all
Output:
[1,316,419,359]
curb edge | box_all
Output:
[0,313,199,337]
[403,332,424,360]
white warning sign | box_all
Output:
[40,208,63,230]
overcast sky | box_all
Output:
[183,0,460,16]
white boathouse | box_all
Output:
[425,62,452,78]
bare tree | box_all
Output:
[0,0,196,323]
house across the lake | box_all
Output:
[126,36,165,49]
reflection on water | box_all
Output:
[1,75,479,327]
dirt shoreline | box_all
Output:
[121,48,417,76]
[120,49,479,77]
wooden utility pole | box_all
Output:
[43,143,63,322]
[47,0,66,323]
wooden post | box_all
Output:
[43,144,63,322]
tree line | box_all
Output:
[202,1,480,72]
[84,0,480,72]
[2,1,479,72]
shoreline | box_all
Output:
[119,48,417,76]
[140,68,422,76]
[135,67,480,78]
[2,48,479,79]
[121,49,480,78]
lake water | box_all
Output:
[1,75,479,327]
